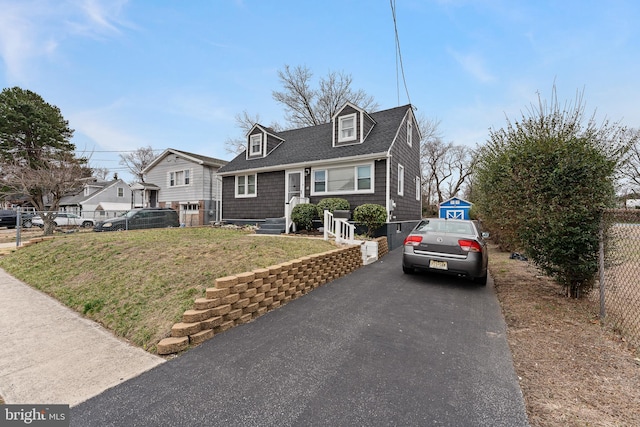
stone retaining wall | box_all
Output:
[157,243,369,355]
[374,236,389,259]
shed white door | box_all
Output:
[446,209,464,219]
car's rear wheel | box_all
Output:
[474,272,488,286]
[402,265,414,274]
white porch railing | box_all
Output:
[323,210,378,265]
[323,210,356,244]
[285,196,309,234]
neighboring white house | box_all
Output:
[626,198,640,209]
[139,148,228,226]
[59,178,133,218]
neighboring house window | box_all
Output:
[407,120,413,147]
[338,113,356,142]
[250,134,262,156]
[236,174,257,197]
[169,170,192,187]
[183,203,199,212]
[398,164,404,196]
[415,176,421,201]
[117,187,124,197]
[312,163,373,195]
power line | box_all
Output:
[390,0,412,106]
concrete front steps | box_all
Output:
[256,217,286,235]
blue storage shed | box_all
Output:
[439,197,472,220]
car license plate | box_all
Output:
[429,260,448,270]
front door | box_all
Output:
[285,170,304,203]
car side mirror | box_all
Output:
[482,232,490,239]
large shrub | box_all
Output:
[474,87,632,297]
[353,204,387,237]
[291,203,318,231]
[316,198,350,216]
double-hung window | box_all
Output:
[117,187,124,198]
[169,169,192,187]
[398,164,404,196]
[312,163,373,195]
[338,114,356,142]
[236,174,257,197]
[250,134,262,156]
[407,120,413,147]
[415,176,421,200]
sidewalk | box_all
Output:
[0,268,164,406]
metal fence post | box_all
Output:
[16,206,22,247]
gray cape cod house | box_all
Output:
[218,102,422,233]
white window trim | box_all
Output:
[235,174,257,198]
[310,162,374,196]
[398,164,404,196]
[168,169,193,187]
[249,134,263,156]
[407,120,413,147]
[415,176,421,201]
[117,187,124,198]
[338,113,357,143]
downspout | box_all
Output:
[386,154,392,222]
[217,175,223,222]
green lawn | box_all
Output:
[0,227,337,353]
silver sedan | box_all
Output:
[32,213,95,228]
[402,218,489,285]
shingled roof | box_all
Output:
[219,104,412,174]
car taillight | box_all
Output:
[404,235,423,246]
[458,239,482,252]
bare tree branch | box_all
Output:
[119,146,158,183]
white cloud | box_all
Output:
[69,101,146,152]
[448,48,495,83]
[0,0,131,82]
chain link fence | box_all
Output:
[12,208,181,245]
[599,209,640,349]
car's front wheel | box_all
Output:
[23,220,33,228]
[81,221,93,228]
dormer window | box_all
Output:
[338,114,356,142]
[250,134,262,156]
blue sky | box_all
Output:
[1,0,639,182]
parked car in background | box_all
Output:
[0,210,18,229]
[0,210,35,228]
[402,218,489,285]
[93,208,180,231]
[32,213,95,228]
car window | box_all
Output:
[414,220,473,234]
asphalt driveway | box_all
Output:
[72,247,529,426]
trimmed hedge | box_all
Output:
[353,204,387,237]
[316,198,350,216]
[291,203,318,231]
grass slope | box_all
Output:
[0,228,336,352]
